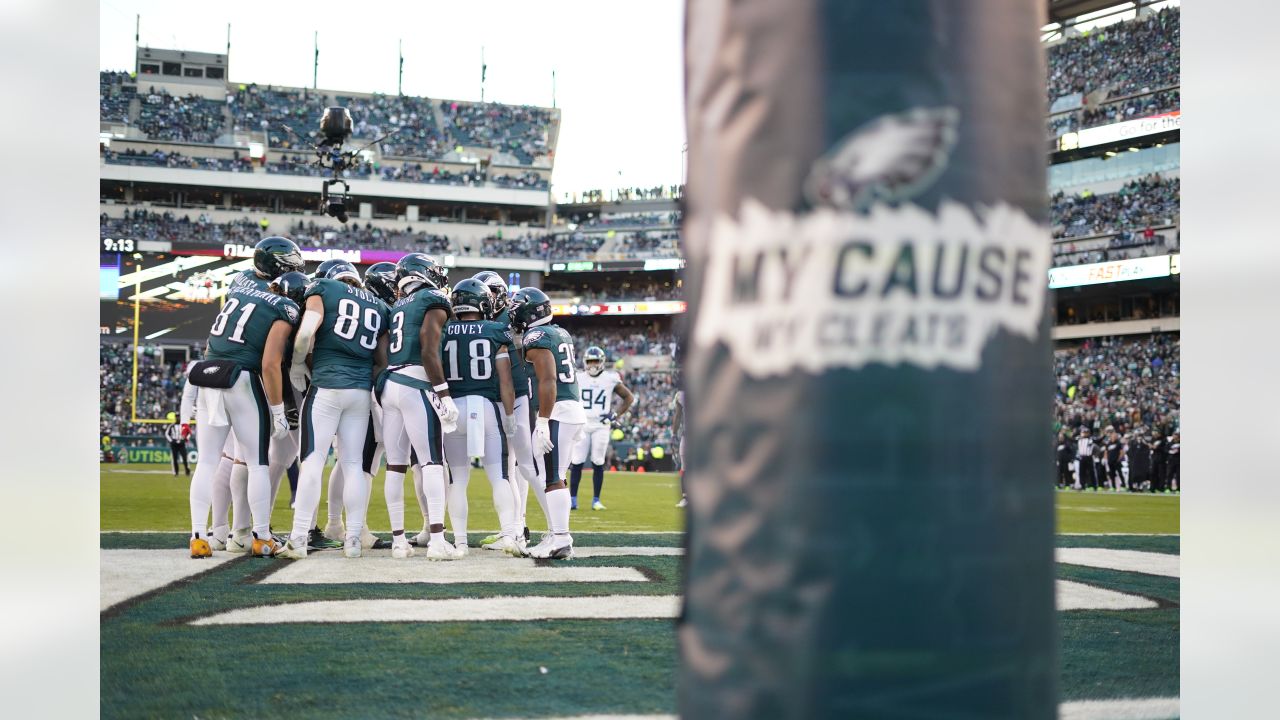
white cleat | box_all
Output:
[489,535,524,557]
[208,535,227,551]
[323,519,345,543]
[453,543,470,557]
[360,525,384,550]
[529,534,574,560]
[278,538,308,559]
[592,500,607,511]
[425,539,460,561]
[410,529,431,547]
[676,497,688,508]
[344,536,362,559]
[226,529,252,554]
[526,534,553,557]
[391,536,415,559]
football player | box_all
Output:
[438,279,522,554]
[377,253,462,560]
[511,287,586,560]
[187,237,302,558]
[673,385,686,508]
[569,346,634,510]
[283,260,389,559]
[473,270,539,550]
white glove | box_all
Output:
[534,416,554,456]
[288,362,310,391]
[502,413,516,436]
[438,395,459,431]
[269,404,289,438]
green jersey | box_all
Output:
[492,307,529,397]
[522,323,581,409]
[388,286,453,367]
[440,319,514,401]
[229,268,271,292]
[304,278,389,390]
[205,283,299,372]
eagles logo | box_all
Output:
[804,106,959,212]
[523,329,546,346]
[284,305,300,323]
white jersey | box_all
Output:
[579,369,622,424]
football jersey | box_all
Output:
[440,319,513,401]
[524,324,587,423]
[388,286,453,366]
[229,268,271,292]
[205,283,299,372]
[492,307,529,397]
[579,369,622,423]
[305,278,389,390]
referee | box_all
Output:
[164,418,190,476]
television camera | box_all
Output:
[283,107,399,224]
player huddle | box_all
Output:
[183,236,629,563]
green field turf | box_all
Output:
[100,464,1179,718]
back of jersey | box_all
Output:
[579,369,620,422]
[441,319,512,401]
[205,283,299,372]
[523,324,581,406]
[388,287,452,366]
[305,278,388,390]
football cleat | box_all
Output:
[409,530,431,547]
[308,526,341,550]
[526,534,553,557]
[489,535,524,557]
[226,529,252,554]
[190,537,212,559]
[361,526,391,550]
[323,519,344,543]
[453,543,470,557]
[425,539,460,561]
[530,534,573,560]
[344,536,362,558]
[570,497,578,511]
[207,535,227,552]
[252,535,285,558]
[278,538,308,559]
[479,533,502,548]
[391,536,415,559]
[592,500,606,511]
[676,497,688,508]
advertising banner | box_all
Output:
[1047,254,1172,289]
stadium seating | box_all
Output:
[135,88,226,144]
[104,148,253,173]
[100,342,192,437]
[439,100,553,165]
[1050,174,1179,240]
[1054,333,1179,441]
[100,71,135,123]
[1046,8,1180,106]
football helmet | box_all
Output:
[451,278,493,318]
[583,346,606,376]
[312,259,344,281]
[253,237,304,279]
[395,253,448,295]
[509,287,553,332]
[324,260,362,287]
[269,271,309,305]
[473,270,510,316]
[364,262,398,304]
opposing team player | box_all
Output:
[473,270,539,550]
[284,260,389,559]
[569,346,634,510]
[186,237,302,558]
[378,253,461,560]
[511,287,586,560]
[439,279,523,554]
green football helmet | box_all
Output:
[509,287,553,332]
[450,279,493,318]
[395,253,448,295]
[253,237,304,279]
[269,271,310,305]
[364,262,398,304]
[312,259,344,281]
[472,270,510,316]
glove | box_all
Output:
[534,416,554,456]
[601,412,620,428]
[502,413,516,437]
[438,395,459,431]
[288,362,310,392]
[269,404,289,439]
[285,405,300,430]
[180,423,191,439]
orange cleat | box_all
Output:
[251,535,285,558]
[190,537,213,559]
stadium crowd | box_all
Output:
[100,343,192,438]
[547,281,682,302]
[1051,174,1179,239]
[1049,88,1180,137]
[136,89,226,144]
[104,148,254,173]
[439,100,553,165]
[1053,334,1180,491]
[100,71,135,123]
[1052,227,1178,267]
[1046,7,1180,105]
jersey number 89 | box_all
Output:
[332,298,381,350]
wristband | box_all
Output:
[433,383,450,393]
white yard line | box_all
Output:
[1060,697,1179,720]
[190,595,682,625]
[1057,548,1180,578]
[260,552,650,585]
[100,549,235,611]
[1057,580,1158,611]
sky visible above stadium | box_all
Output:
[100,0,687,199]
